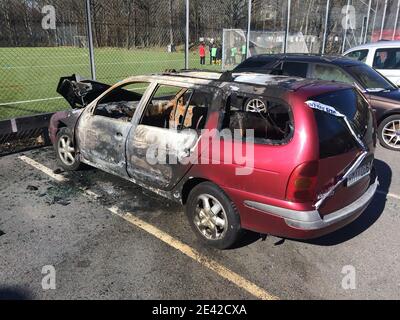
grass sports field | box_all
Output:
[0,47,221,120]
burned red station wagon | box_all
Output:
[50,71,378,249]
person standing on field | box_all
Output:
[211,45,218,65]
[199,42,206,65]
[216,44,222,65]
[209,39,215,65]
[241,44,247,62]
[231,46,238,65]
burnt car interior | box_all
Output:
[141,85,209,131]
[223,93,294,144]
[93,83,150,122]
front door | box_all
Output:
[76,82,151,177]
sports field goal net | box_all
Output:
[222,29,312,70]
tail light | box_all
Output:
[286,161,319,203]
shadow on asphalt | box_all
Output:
[0,287,33,300]
[233,159,392,249]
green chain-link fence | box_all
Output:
[1,0,400,122]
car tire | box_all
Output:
[378,115,400,151]
[185,182,244,250]
[55,127,82,171]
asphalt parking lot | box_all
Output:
[0,145,399,300]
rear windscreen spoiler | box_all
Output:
[57,74,111,109]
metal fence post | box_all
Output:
[380,0,388,40]
[85,0,96,80]
[284,0,291,54]
[364,0,372,43]
[342,0,350,54]
[393,0,400,40]
[185,0,190,70]
[246,0,252,58]
[322,0,330,55]
[372,0,379,40]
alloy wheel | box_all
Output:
[382,119,400,149]
[194,194,228,241]
[246,99,267,114]
[58,135,76,166]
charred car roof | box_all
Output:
[130,70,350,92]
[57,71,353,109]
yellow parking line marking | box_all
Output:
[19,156,102,199]
[108,206,278,301]
[377,190,400,201]
[18,156,68,182]
[18,155,279,301]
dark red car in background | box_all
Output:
[234,54,400,151]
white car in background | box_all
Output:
[344,41,400,86]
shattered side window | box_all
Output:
[313,64,354,84]
[180,91,211,131]
[222,93,294,145]
[94,82,150,122]
[141,85,192,130]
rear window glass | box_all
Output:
[282,62,308,78]
[234,57,276,72]
[313,64,354,84]
[348,64,397,90]
[311,89,370,158]
[345,49,369,62]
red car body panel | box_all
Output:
[183,82,376,239]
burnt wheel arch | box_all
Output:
[181,178,211,205]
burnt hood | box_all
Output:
[57,74,111,109]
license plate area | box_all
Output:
[346,160,373,187]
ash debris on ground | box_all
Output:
[0,135,47,157]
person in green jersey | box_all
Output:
[211,45,218,65]
[241,44,247,62]
[231,46,238,65]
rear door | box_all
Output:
[126,84,213,190]
[310,88,375,216]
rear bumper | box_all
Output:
[224,178,378,239]
[244,179,378,232]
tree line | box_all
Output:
[0,0,381,54]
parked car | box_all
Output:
[234,54,400,151]
[344,41,400,86]
[50,71,377,249]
